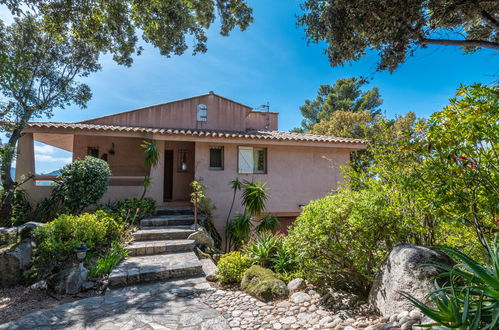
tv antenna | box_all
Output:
[254,102,270,112]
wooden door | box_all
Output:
[163,150,174,201]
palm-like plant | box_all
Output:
[242,180,269,217]
[224,178,243,251]
[140,140,159,200]
[227,212,252,250]
[256,215,280,232]
[402,236,499,330]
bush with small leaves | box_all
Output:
[215,251,252,284]
[59,156,111,213]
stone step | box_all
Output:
[133,227,196,241]
[140,214,203,227]
[156,206,194,216]
[126,239,195,256]
[108,251,204,287]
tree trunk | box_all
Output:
[0,129,22,225]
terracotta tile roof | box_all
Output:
[27,122,366,145]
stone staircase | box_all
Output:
[108,206,205,287]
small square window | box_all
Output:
[178,149,188,172]
[209,147,224,170]
[87,147,99,158]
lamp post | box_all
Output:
[74,243,89,265]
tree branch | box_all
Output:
[420,38,499,50]
[479,10,499,33]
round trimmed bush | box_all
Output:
[59,156,111,212]
[215,251,252,284]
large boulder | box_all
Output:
[47,264,88,295]
[0,240,33,287]
[369,243,453,316]
[188,229,215,249]
[241,265,288,302]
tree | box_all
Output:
[298,0,499,72]
[1,0,253,66]
[295,77,382,132]
[0,16,100,223]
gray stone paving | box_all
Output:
[0,277,228,330]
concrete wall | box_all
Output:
[73,135,147,177]
[85,94,254,131]
[246,112,278,131]
[194,142,353,235]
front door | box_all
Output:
[163,150,174,201]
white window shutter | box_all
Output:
[238,147,253,173]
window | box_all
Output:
[209,147,224,170]
[178,149,188,172]
[197,104,207,121]
[238,146,267,174]
[87,147,99,158]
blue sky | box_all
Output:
[3,1,497,174]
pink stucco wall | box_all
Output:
[194,142,354,234]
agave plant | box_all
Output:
[244,232,280,268]
[402,236,499,330]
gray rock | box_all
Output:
[0,227,18,246]
[48,264,88,294]
[188,230,215,248]
[369,244,453,317]
[81,281,97,291]
[287,278,306,293]
[290,292,311,304]
[30,280,47,290]
[0,240,33,287]
[206,273,217,282]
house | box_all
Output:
[16,92,366,233]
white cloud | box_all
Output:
[34,144,56,155]
[36,155,72,163]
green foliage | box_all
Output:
[0,15,100,224]
[100,198,156,225]
[402,237,499,329]
[225,177,243,251]
[256,215,280,233]
[32,211,123,274]
[9,189,32,225]
[228,212,253,250]
[59,156,111,213]
[197,195,222,249]
[88,242,128,278]
[141,140,159,167]
[245,232,280,268]
[417,84,499,253]
[2,0,253,66]
[298,0,499,72]
[285,188,417,296]
[242,180,269,217]
[297,78,382,131]
[215,251,252,284]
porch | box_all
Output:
[15,132,195,206]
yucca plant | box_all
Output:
[227,212,252,250]
[402,236,499,329]
[242,180,269,217]
[245,232,280,267]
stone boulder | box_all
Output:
[188,230,215,249]
[47,264,88,295]
[0,227,18,246]
[369,243,453,317]
[0,240,33,287]
[287,278,306,293]
[241,265,288,302]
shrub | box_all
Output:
[197,195,222,249]
[88,242,128,278]
[285,188,415,296]
[101,198,155,224]
[59,156,111,213]
[245,232,280,268]
[10,189,32,225]
[32,211,123,274]
[402,237,499,329]
[215,251,252,284]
